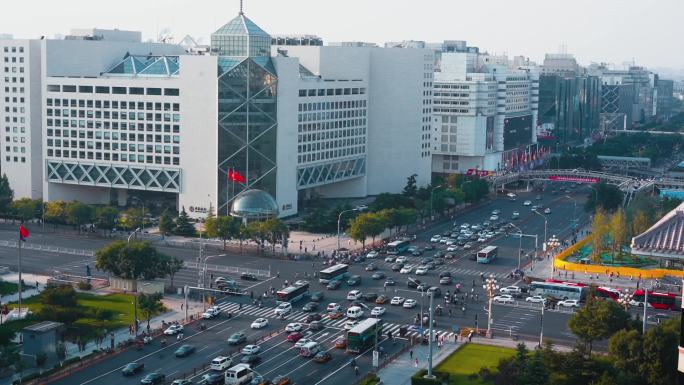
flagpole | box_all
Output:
[17,231,22,319]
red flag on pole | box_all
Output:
[19,224,29,242]
[228,169,247,184]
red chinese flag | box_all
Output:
[19,224,29,241]
[228,169,247,184]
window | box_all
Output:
[146,88,161,95]
[62,85,76,93]
[78,86,93,93]
[164,88,179,96]
[47,84,60,92]
[112,87,126,94]
[95,86,110,94]
[129,87,144,95]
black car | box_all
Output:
[122,362,144,376]
[241,354,262,365]
[140,373,165,385]
[407,278,421,289]
[353,255,366,263]
[384,277,396,286]
[362,292,378,302]
[427,287,442,297]
[228,332,247,345]
[439,271,452,278]
[305,313,322,323]
[457,240,467,246]
[411,250,423,256]
[433,250,445,258]
[347,275,362,286]
[310,291,324,302]
[468,253,477,261]
[371,272,386,280]
[240,273,258,281]
[421,258,434,264]
[326,280,342,290]
[423,245,435,251]
[391,263,404,271]
[201,372,225,385]
[432,259,444,266]
[309,320,323,331]
[302,302,319,312]
[365,263,377,271]
[175,344,196,357]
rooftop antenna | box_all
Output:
[239,0,244,15]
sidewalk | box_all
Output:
[0,273,48,324]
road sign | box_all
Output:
[373,350,379,367]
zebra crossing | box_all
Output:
[213,301,459,341]
[374,259,510,280]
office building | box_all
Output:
[656,78,674,120]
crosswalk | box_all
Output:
[490,306,537,333]
[214,301,460,341]
[373,259,510,280]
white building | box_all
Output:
[1,11,432,218]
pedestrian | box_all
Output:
[276,271,280,278]
[415,358,419,367]
[448,308,452,317]
[180,303,183,310]
[409,349,413,359]
[250,291,254,299]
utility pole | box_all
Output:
[426,292,435,379]
[643,287,648,334]
[184,285,189,322]
[539,300,545,348]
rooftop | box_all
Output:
[631,201,684,258]
[103,54,179,77]
[23,321,63,333]
[213,13,270,38]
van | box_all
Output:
[224,363,253,385]
[210,355,232,371]
[299,341,320,357]
[346,306,364,319]
[347,290,362,300]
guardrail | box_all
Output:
[0,240,94,256]
[182,261,271,278]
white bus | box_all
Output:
[318,264,349,284]
[529,280,587,301]
[387,240,411,255]
[224,363,253,385]
[476,246,498,264]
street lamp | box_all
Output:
[509,223,523,270]
[199,254,221,311]
[127,227,142,243]
[588,185,599,208]
[395,287,436,379]
[538,299,545,348]
[337,206,367,252]
[483,275,499,338]
[618,289,633,312]
[429,185,443,220]
[532,209,548,254]
[564,195,577,225]
[130,196,145,232]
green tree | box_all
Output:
[348,213,371,249]
[631,211,652,238]
[118,207,143,231]
[609,209,628,262]
[95,240,172,280]
[585,182,623,212]
[173,207,196,237]
[38,284,81,324]
[590,372,620,385]
[95,206,119,236]
[370,193,412,211]
[158,209,175,236]
[263,218,290,254]
[402,174,418,198]
[568,294,632,354]
[520,349,549,385]
[66,201,94,233]
[10,198,41,222]
[641,317,679,385]
[396,208,417,231]
[367,213,387,246]
[608,328,643,384]
[166,257,184,289]
[137,292,164,330]
[205,215,234,250]
[246,221,267,250]
[0,345,19,373]
[0,173,13,217]
[44,200,67,229]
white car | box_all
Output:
[241,344,261,355]
[285,322,303,332]
[344,320,359,330]
[461,223,470,229]
[484,232,495,239]
[493,295,515,304]
[251,318,269,329]
[492,210,501,215]
[525,296,545,303]
[507,193,517,198]
[395,256,408,264]
[370,307,386,316]
[294,338,312,348]
[446,245,458,252]
[390,296,405,305]
[403,299,417,308]
[384,256,395,263]
[439,238,449,244]
[347,290,363,300]
[326,303,341,312]
[489,215,499,221]
[202,306,221,319]
[294,280,309,287]
[512,211,520,218]
[478,237,487,243]
[430,235,442,242]
[523,200,532,206]
[558,299,580,308]
[500,286,521,294]
[163,324,184,335]
[444,239,456,246]
[400,266,413,274]
[544,208,552,214]
[415,266,428,275]
[275,302,292,316]
[366,250,379,259]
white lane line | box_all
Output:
[206,348,223,358]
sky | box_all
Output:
[2,0,682,71]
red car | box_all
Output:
[286,332,303,343]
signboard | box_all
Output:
[465,169,494,177]
[548,175,599,184]
[373,350,379,367]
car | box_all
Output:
[241,354,261,365]
[430,235,442,242]
[228,332,247,345]
[327,302,341,312]
[287,332,304,342]
[302,302,319,312]
[512,211,520,219]
[463,243,473,249]
[416,283,428,292]
[326,280,342,290]
[286,322,303,332]
[344,320,359,330]
[275,302,292,316]
[439,238,449,244]
[489,215,499,221]
[384,277,396,286]
[400,266,413,274]
[500,286,522,294]
[391,296,405,305]
[375,295,388,304]
[140,372,166,385]
[525,295,545,303]
[122,362,145,376]
[347,275,362,286]
[347,290,362,300]
[272,375,291,385]
[251,317,269,329]
[242,344,261,355]
[371,272,386,280]
[403,299,417,308]
[214,276,233,285]
[174,344,196,358]
[439,276,452,285]
[493,295,515,304]
[423,245,435,251]
[478,237,487,243]
[396,256,408,264]
[439,271,452,278]
[461,223,471,229]
[367,250,379,259]
[309,320,324,331]
[163,324,183,335]
[328,311,344,320]
[240,273,258,281]
[334,337,347,349]
[314,351,332,363]
[467,252,477,260]
[433,258,444,265]
[471,224,482,231]
[411,250,423,256]
[427,287,442,297]
[415,266,428,275]
[200,372,223,385]
[294,280,309,287]
[535,194,542,200]
[391,263,404,271]
[384,256,396,263]
[202,306,221,319]
[558,299,580,308]
[492,209,501,215]
[485,232,495,239]
[362,292,378,302]
[544,208,551,214]
[352,255,366,263]
[305,313,322,323]
[531,205,539,212]
[446,245,458,252]
[294,338,312,348]
[407,278,421,289]
[647,313,669,324]
[365,263,377,271]
[445,252,455,259]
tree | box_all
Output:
[367,213,387,245]
[402,174,418,198]
[608,328,643,384]
[173,207,196,237]
[0,173,13,216]
[370,193,412,211]
[631,211,651,238]
[205,215,234,250]
[246,221,267,250]
[348,214,371,249]
[66,201,94,233]
[262,218,290,254]
[609,209,627,262]
[591,209,609,262]
[44,200,67,230]
[119,207,143,231]
[0,345,19,373]
[137,292,164,330]
[585,182,623,212]
[95,240,172,280]
[641,317,679,385]
[166,257,184,289]
[158,209,175,236]
[519,350,549,385]
[11,198,41,222]
[38,284,81,324]
[568,294,632,354]
[95,206,119,236]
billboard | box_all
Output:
[548,175,599,183]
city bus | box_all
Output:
[387,240,411,255]
[630,290,677,310]
[318,264,349,284]
[346,317,383,353]
[595,286,620,301]
[476,246,498,264]
[529,280,587,301]
[276,282,310,304]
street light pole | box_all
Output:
[483,275,499,338]
[532,210,548,253]
[509,223,523,270]
[426,292,435,379]
[429,185,443,220]
[539,300,545,348]
[336,206,365,253]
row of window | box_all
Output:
[3,67,24,73]
[298,137,366,153]
[4,136,25,143]
[5,156,26,163]
[47,140,179,155]
[3,56,24,63]
[299,100,366,111]
[4,96,25,104]
[46,121,180,133]
[3,76,24,83]
[297,146,365,164]
[47,99,179,111]
[298,87,366,97]
[47,85,180,96]
[5,146,26,153]
[2,47,24,53]
[3,86,25,93]
[47,109,180,122]
[297,119,366,133]
[46,149,179,165]
[47,129,180,143]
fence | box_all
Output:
[0,240,94,257]
[182,261,271,278]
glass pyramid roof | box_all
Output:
[103,55,180,77]
[213,14,270,38]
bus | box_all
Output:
[529,280,587,301]
[347,317,383,353]
[595,286,620,301]
[276,282,310,304]
[318,264,349,284]
[476,246,498,264]
[630,290,677,310]
[387,240,411,255]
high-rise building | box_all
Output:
[656,78,674,120]
[538,74,601,142]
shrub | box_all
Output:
[77,281,92,290]
[411,369,442,385]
